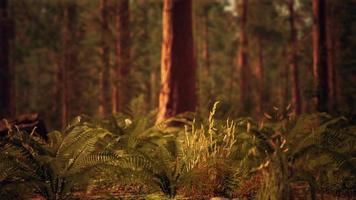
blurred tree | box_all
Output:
[236,0,252,115]
[114,0,130,113]
[98,0,111,116]
[157,0,197,122]
[288,0,301,114]
[59,1,78,128]
[326,0,338,112]
[312,0,329,112]
[0,0,12,118]
[332,0,356,115]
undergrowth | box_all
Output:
[0,103,355,199]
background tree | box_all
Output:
[114,0,130,113]
[236,0,252,115]
[312,0,329,112]
[0,0,12,118]
[98,0,111,116]
[59,1,79,128]
[4,0,355,129]
[288,0,301,114]
[157,0,197,122]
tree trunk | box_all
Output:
[0,0,11,118]
[115,0,130,113]
[140,0,151,113]
[256,37,265,114]
[203,7,210,78]
[237,0,252,115]
[312,0,329,112]
[288,0,301,115]
[156,0,197,123]
[60,2,77,128]
[326,0,338,112]
[99,0,111,116]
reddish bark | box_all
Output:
[157,0,197,122]
[60,2,77,128]
[114,0,130,113]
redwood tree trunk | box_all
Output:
[326,0,338,112]
[288,0,301,114]
[313,0,329,112]
[157,0,197,123]
[99,0,111,116]
[60,2,77,128]
[0,0,11,118]
[237,0,252,115]
[256,37,265,114]
[114,0,130,113]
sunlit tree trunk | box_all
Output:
[237,0,252,115]
[288,0,301,114]
[98,0,111,116]
[313,0,329,112]
[114,0,130,113]
[0,0,11,118]
[157,0,197,123]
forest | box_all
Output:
[0,0,355,199]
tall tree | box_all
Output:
[98,0,111,116]
[288,0,301,114]
[114,0,130,113]
[59,2,77,128]
[255,37,265,114]
[156,0,197,122]
[326,0,338,112]
[236,0,252,115]
[0,0,11,117]
[312,0,329,112]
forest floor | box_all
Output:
[28,185,356,200]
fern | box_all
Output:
[252,107,356,199]
[0,118,120,200]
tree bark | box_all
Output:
[156,0,197,123]
[114,0,130,113]
[313,0,329,112]
[326,0,338,112]
[99,0,111,116]
[237,0,252,115]
[256,37,265,114]
[0,0,11,118]
[60,2,77,128]
[203,7,210,78]
[140,0,151,113]
[288,0,301,115]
